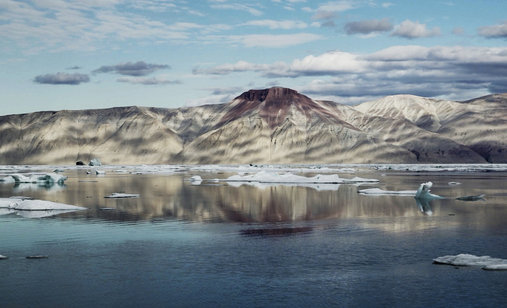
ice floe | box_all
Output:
[456,194,486,201]
[218,171,377,186]
[0,255,8,260]
[189,175,203,185]
[358,188,417,196]
[414,182,444,200]
[14,200,85,211]
[433,254,507,270]
[0,197,86,218]
[104,193,140,198]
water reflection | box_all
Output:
[1,171,505,231]
[415,198,433,216]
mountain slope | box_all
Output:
[0,87,505,164]
[180,88,414,163]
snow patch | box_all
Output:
[433,254,507,270]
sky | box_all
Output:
[1,0,507,115]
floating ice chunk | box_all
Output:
[8,173,67,185]
[89,158,101,166]
[414,182,443,200]
[448,181,461,186]
[26,255,48,259]
[0,197,21,208]
[0,254,8,260]
[483,264,507,271]
[433,254,507,270]
[16,209,81,218]
[37,173,67,185]
[14,200,86,211]
[104,193,140,198]
[0,176,15,183]
[221,171,377,185]
[358,188,417,196]
[189,175,203,185]
[0,208,15,216]
[456,194,485,201]
[10,173,37,183]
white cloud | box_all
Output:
[478,21,507,38]
[242,19,308,30]
[194,45,507,102]
[206,33,323,48]
[392,20,440,39]
[0,0,228,54]
[344,18,393,35]
[210,3,263,16]
[116,75,181,85]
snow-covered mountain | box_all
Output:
[0,87,505,164]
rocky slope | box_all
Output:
[0,87,505,164]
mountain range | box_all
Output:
[0,87,505,164]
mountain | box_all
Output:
[0,87,505,164]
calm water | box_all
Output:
[1,166,507,307]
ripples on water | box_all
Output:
[1,167,507,307]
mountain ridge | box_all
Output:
[0,87,506,164]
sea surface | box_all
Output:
[1,165,507,307]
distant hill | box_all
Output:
[0,87,505,164]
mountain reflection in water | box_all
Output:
[1,170,505,232]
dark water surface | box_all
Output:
[1,167,506,307]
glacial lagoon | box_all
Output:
[1,165,507,307]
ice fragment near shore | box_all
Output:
[7,173,67,185]
[89,158,101,166]
[433,254,507,270]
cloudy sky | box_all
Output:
[1,0,507,115]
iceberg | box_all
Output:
[104,193,140,198]
[220,171,377,185]
[0,176,15,183]
[14,200,86,211]
[456,194,486,201]
[414,182,443,200]
[433,254,507,270]
[89,158,101,166]
[0,197,85,218]
[7,173,67,185]
[189,175,203,185]
[16,209,80,218]
[358,188,417,196]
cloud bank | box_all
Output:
[194,45,507,103]
[344,18,393,34]
[93,61,170,76]
[34,72,90,85]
